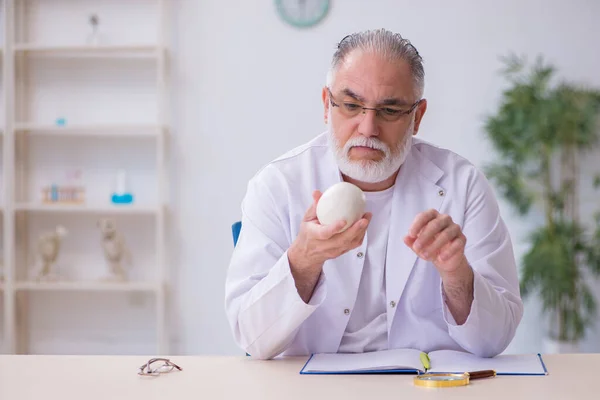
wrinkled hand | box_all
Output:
[404,209,474,324]
[403,209,469,277]
[288,190,372,271]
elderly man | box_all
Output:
[225,29,523,360]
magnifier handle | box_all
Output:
[467,370,496,380]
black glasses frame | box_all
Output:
[327,88,422,121]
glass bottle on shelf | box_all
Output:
[111,169,134,205]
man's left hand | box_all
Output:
[403,209,469,276]
[404,209,474,324]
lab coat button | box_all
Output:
[357,252,364,258]
[390,301,396,308]
[344,308,350,315]
[438,189,445,196]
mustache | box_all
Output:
[343,136,390,153]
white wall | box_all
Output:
[11,0,599,356]
[169,0,600,356]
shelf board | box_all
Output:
[14,44,163,58]
[15,123,164,137]
[15,202,160,215]
[15,281,158,292]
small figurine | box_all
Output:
[87,13,101,46]
[35,225,68,281]
[97,218,132,281]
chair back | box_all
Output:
[231,220,249,356]
[231,221,242,246]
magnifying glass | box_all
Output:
[414,370,496,388]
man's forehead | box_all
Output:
[332,50,416,102]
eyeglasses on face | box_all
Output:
[327,88,422,122]
[138,358,183,376]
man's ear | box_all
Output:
[322,87,330,124]
[412,99,428,135]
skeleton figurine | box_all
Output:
[97,218,131,281]
[36,225,68,281]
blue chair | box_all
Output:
[231,220,249,356]
[231,221,242,246]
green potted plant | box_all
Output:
[484,54,600,353]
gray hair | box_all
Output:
[326,29,425,98]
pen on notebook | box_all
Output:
[420,352,431,371]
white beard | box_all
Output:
[327,111,414,184]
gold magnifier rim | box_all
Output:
[414,373,470,388]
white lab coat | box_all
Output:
[225,133,523,360]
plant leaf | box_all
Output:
[484,163,535,215]
[520,221,597,341]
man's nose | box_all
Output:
[357,109,379,137]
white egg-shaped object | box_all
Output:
[316,182,366,232]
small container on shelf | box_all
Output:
[42,185,86,204]
[111,169,134,205]
[41,168,86,204]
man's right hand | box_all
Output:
[287,190,371,302]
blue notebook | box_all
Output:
[299,348,548,376]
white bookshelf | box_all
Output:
[15,281,158,292]
[1,0,9,356]
[1,0,170,355]
[15,123,166,137]
[14,43,163,53]
[14,202,160,215]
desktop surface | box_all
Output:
[0,353,595,399]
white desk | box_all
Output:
[0,354,596,399]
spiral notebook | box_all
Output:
[300,348,548,375]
